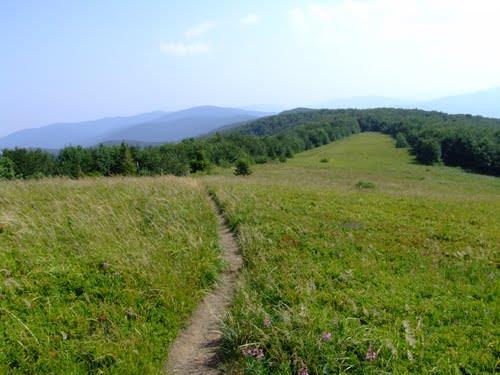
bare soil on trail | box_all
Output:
[164,196,242,374]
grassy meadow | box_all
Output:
[0,133,498,374]
[0,177,221,374]
[206,133,500,374]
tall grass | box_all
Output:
[0,177,221,374]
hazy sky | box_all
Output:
[2,0,500,136]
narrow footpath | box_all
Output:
[164,193,242,374]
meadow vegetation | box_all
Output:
[0,132,498,374]
[0,177,221,374]
[206,133,499,374]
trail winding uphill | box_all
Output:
[164,193,242,374]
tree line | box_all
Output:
[234,108,500,176]
[1,108,498,179]
[0,116,361,179]
[356,109,500,175]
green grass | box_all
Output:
[238,132,500,200]
[1,133,498,374]
[205,133,500,374]
[0,177,221,374]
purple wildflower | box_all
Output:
[365,346,377,361]
[241,347,265,360]
[322,332,332,342]
[263,316,272,328]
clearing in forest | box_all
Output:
[205,132,499,374]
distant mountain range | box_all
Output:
[319,87,500,117]
[418,87,500,118]
[1,88,499,149]
[0,106,270,149]
[0,111,167,150]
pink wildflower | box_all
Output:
[242,347,265,360]
[365,346,377,361]
[263,316,272,327]
[253,348,265,359]
[322,332,332,342]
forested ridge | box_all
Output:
[1,108,499,179]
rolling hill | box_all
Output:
[103,106,269,144]
[0,106,270,149]
[417,87,500,118]
[318,88,500,118]
[0,111,167,150]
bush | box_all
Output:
[415,138,442,165]
[234,159,252,176]
[189,149,211,173]
[255,156,268,164]
[355,180,376,189]
[320,158,329,163]
[278,156,287,163]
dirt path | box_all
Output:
[164,194,242,375]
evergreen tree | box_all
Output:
[234,159,252,176]
[0,156,15,179]
[189,148,210,173]
[116,143,137,175]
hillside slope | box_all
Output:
[105,106,268,143]
[0,106,271,149]
[0,112,166,149]
[206,133,499,373]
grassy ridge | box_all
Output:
[0,177,221,374]
[206,133,499,373]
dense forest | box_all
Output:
[0,108,499,179]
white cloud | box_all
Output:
[184,21,216,39]
[160,42,211,57]
[240,14,259,25]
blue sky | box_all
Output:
[2,0,500,136]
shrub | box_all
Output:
[189,149,211,173]
[278,156,287,163]
[255,156,268,164]
[234,159,252,176]
[415,138,442,165]
[320,158,329,163]
[355,180,376,189]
